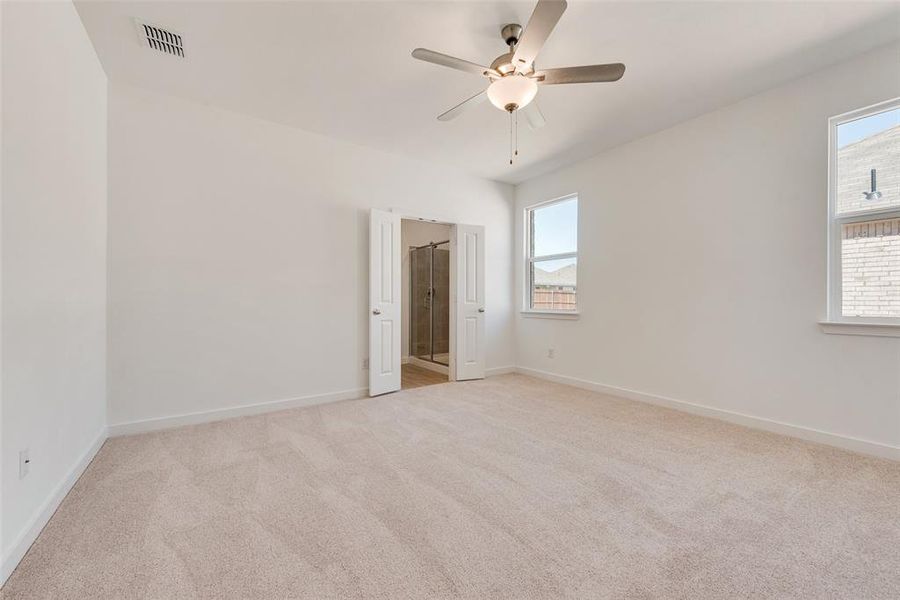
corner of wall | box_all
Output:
[0,428,107,586]
[0,0,111,586]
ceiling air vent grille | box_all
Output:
[136,20,184,58]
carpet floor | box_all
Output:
[3,374,899,599]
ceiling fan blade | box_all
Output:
[534,63,626,85]
[523,102,546,130]
[412,48,499,78]
[512,0,567,73]
[437,90,488,121]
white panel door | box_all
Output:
[369,209,401,396]
[451,223,485,381]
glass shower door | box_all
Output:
[410,246,432,363]
[409,242,450,366]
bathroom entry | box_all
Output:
[402,220,451,389]
[369,209,485,396]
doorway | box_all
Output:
[369,209,485,397]
[403,220,450,389]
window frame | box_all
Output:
[825,97,900,332]
[523,194,579,317]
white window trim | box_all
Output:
[823,97,900,337]
[523,194,580,318]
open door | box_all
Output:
[451,223,486,381]
[369,209,402,396]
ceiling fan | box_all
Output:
[411,0,625,163]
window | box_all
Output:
[828,99,900,327]
[525,195,578,312]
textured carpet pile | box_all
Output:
[4,374,899,599]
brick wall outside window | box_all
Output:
[841,218,900,318]
[836,125,899,214]
[836,122,900,318]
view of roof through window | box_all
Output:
[836,106,900,319]
[836,107,900,215]
[530,197,578,311]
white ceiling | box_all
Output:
[76,1,900,184]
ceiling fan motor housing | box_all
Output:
[493,24,533,76]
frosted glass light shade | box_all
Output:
[487,75,538,111]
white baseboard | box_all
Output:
[515,366,900,461]
[108,387,368,437]
[1,427,108,586]
[109,365,516,438]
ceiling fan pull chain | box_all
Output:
[509,109,513,165]
[515,109,519,158]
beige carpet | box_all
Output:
[4,374,899,599]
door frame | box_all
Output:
[388,208,467,383]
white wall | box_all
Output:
[515,42,900,453]
[1,0,108,579]
[107,84,514,428]
[400,220,451,360]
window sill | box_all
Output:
[819,321,900,338]
[521,310,580,320]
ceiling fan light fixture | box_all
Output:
[487,75,538,112]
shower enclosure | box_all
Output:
[409,240,450,366]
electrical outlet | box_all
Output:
[547,348,555,359]
[362,358,369,370]
[19,449,30,479]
